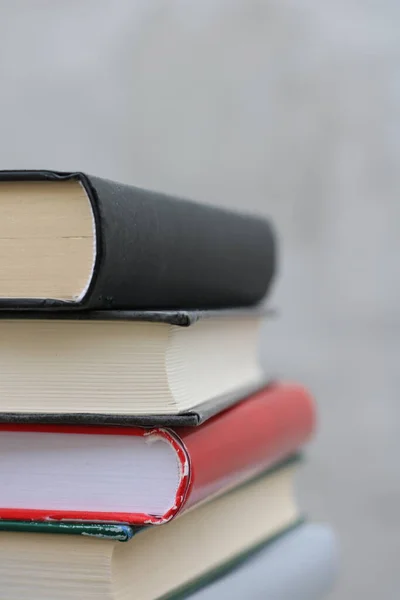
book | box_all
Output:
[0,309,267,424]
[182,522,337,600]
[0,461,301,600]
[0,385,314,525]
[0,170,276,310]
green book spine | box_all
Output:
[0,520,136,542]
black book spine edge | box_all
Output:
[0,306,273,326]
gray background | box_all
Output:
[1,1,399,598]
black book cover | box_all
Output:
[0,170,277,311]
[0,306,271,326]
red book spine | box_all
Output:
[179,383,315,511]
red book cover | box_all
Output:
[0,383,315,525]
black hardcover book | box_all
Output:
[0,308,269,426]
[0,170,276,310]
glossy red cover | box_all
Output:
[0,383,315,525]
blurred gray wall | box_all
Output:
[1,1,400,598]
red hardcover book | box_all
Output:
[0,383,315,525]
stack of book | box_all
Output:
[0,170,337,599]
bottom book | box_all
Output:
[184,522,338,600]
[0,459,300,600]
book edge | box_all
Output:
[0,378,272,427]
[161,518,306,600]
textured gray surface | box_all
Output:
[1,2,399,598]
